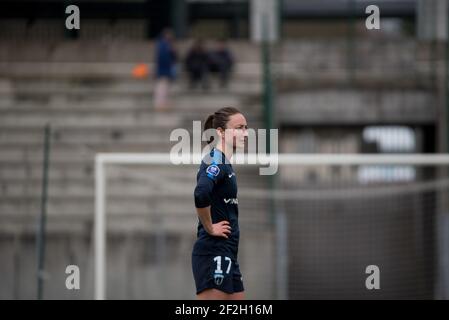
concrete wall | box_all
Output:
[278,89,436,126]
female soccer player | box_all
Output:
[192,107,248,300]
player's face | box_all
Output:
[223,113,248,151]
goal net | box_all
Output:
[94,153,449,299]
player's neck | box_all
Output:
[215,142,233,163]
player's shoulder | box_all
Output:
[199,149,228,180]
[202,148,227,166]
[200,158,227,175]
[205,162,222,178]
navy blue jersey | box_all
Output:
[193,148,240,260]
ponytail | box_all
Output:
[204,114,215,144]
[203,107,241,144]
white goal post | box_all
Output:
[94,153,449,300]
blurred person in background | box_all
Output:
[153,28,178,111]
[185,39,210,91]
[207,38,234,89]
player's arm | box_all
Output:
[195,206,231,239]
[194,164,231,238]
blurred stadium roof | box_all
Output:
[0,0,416,19]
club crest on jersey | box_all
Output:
[214,273,224,286]
[206,165,220,177]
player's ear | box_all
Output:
[216,127,225,138]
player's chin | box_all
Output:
[236,140,246,149]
